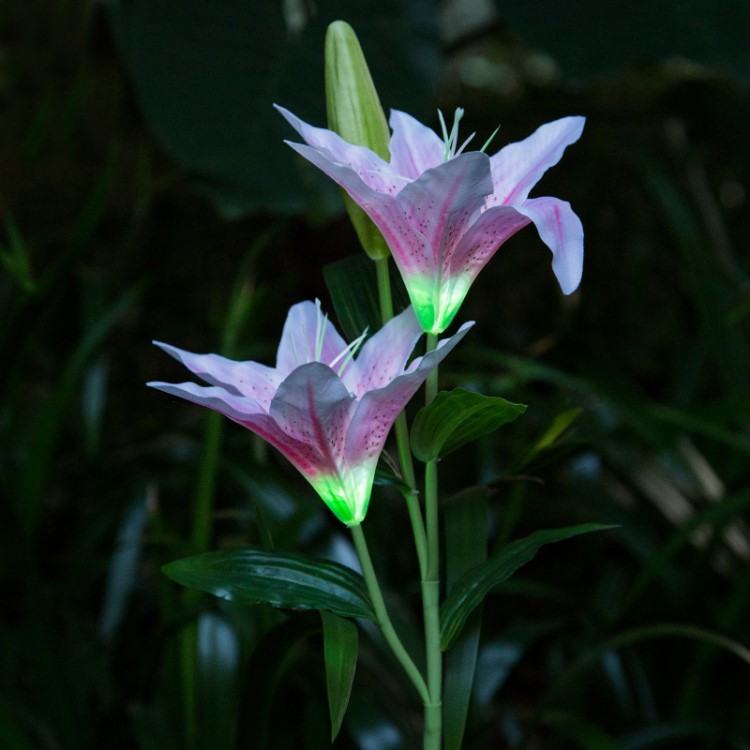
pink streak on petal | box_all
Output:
[147,381,265,419]
[275,301,349,376]
[148,380,331,477]
[284,141,430,277]
[285,139,405,197]
[515,196,584,294]
[270,362,356,469]
[345,321,473,464]
[279,110,405,196]
[448,205,531,279]
[348,306,422,396]
[488,116,585,206]
[153,342,281,409]
[388,110,444,179]
[397,152,493,270]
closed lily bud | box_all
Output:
[325,21,391,260]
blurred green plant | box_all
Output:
[2,1,750,749]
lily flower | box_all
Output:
[149,301,472,526]
[277,105,584,334]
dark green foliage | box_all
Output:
[410,388,527,462]
[494,0,750,84]
[2,1,750,748]
[163,547,375,620]
[108,0,440,218]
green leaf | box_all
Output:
[411,388,527,463]
[108,0,439,217]
[496,0,750,85]
[237,616,320,750]
[323,253,409,342]
[443,490,488,750]
[531,408,583,454]
[163,546,375,621]
[321,611,358,741]
[440,524,614,650]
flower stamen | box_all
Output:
[438,107,478,161]
[480,125,501,154]
[330,328,368,375]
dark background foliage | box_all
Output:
[2,1,750,748]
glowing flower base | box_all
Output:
[277,105,585,333]
[149,301,471,525]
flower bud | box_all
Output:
[325,21,391,260]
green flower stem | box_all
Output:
[351,524,430,704]
[422,332,442,750]
[375,256,394,322]
[375,256,426,576]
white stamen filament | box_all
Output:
[480,124,501,153]
[314,298,329,361]
[330,328,368,375]
[438,107,477,161]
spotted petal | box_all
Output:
[488,116,585,206]
[153,342,281,408]
[345,321,474,465]
[448,204,531,279]
[277,106,403,195]
[148,379,331,474]
[347,306,422,396]
[395,153,493,270]
[269,362,356,467]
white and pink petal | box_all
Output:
[276,300,351,375]
[515,196,584,294]
[349,306,423,396]
[269,362,357,469]
[447,204,531,280]
[153,342,281,407]
[388,110,444,180]
[488,116,585,206]
[344,321,474,465]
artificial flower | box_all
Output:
[149,301,471,525]
[277,105,584,334]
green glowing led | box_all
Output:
[309,463,375,526]
[405,273,474,335]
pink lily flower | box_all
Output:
[149,301,472,526]
[276,105,585,334]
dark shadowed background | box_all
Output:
[2,1,750,748]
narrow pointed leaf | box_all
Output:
[163,546,375,621]
[411,388,527,462]
[514,407,583,471]
[441,524,614,650]
[533,407,583,452]
[443,490,488,750]
[321,611,358,741]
